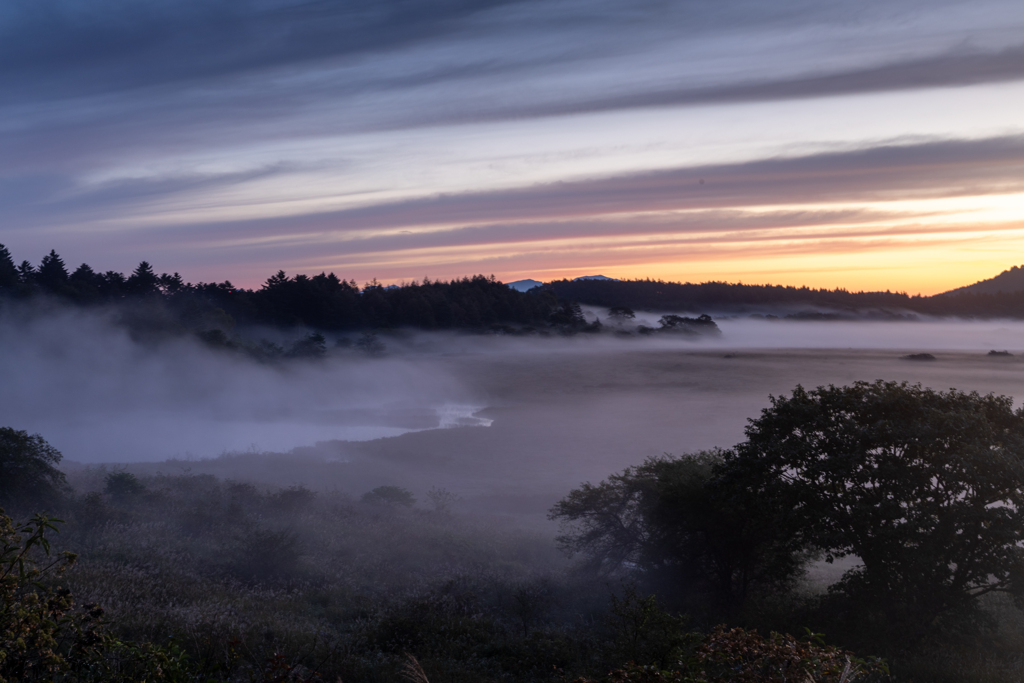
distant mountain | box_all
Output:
[943,265,1024,295]
[506,278,544,292]
[574,274,620,281]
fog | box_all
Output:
[9,301,1024,678]
[608,307,1024,351]
[6,304,1024,519]
[0,304,483,462]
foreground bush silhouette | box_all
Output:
[580,626,887,683]
[0,510,189,682]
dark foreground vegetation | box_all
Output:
[6,380,1024,680]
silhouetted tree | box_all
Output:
[0,428,69,510]
[17,260,36,285]
[550,451,808,612]
[286,332,326,358]
[720,380,1024,639]
[68,263,103,302]
[0,244,17,290]
[104,471,146,500]
[548,300,586,329]
[36,250,69,293]
[657,314,721,335]
[355,331,386,355]
[99,270,126,297]
[126,261,160,296]
[157,272,184,294]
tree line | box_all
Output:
[548,277,1024,318]
[0,245,587,334]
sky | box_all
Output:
[2,0,1024,294]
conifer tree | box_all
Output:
[126,261,159,295]
[0,244,17,289]
[17,260,36,285]
[37,250,69,292]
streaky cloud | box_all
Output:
[210,134,1024,235]
[5,134,1018,284]
[449,45,1024,127]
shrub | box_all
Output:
[0,510,191,682]
[104,471,146,499]
[578,626,888,683]
[361,486,416,507]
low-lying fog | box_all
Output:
[0,305,483,461]
[6,303,1024,522]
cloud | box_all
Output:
[4,134,1020,284]
[3,0,1023,286]
[2,0,1022,144]
[0,0,525,100]
[147,134,1024,243]
[467,45,1024,126]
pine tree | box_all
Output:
[126,261,159,295]
[17,260,36,285]
[69,263,97,284]
[37,250,69,292]
[0,244,17,289]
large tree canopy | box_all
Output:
[720,380,1024,627]
[553,380,1024,635]
[549,451,808,612]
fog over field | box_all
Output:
[6,303,1024,524]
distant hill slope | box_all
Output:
[942,265,1024,295]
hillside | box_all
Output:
[943,265,1024,295]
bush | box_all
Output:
[0,428,69,511]
[0,510,191,682]
[104,471,146,499]
[692,626,887,682]
[577,626,888,683]
[361,486,416,507]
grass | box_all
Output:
[10,468,1022,681]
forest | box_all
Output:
[547,278,1024,319]
[5,381,1024,682]
[0,245,732,358]
[0,245,580,337]
[4,245,1024,356]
